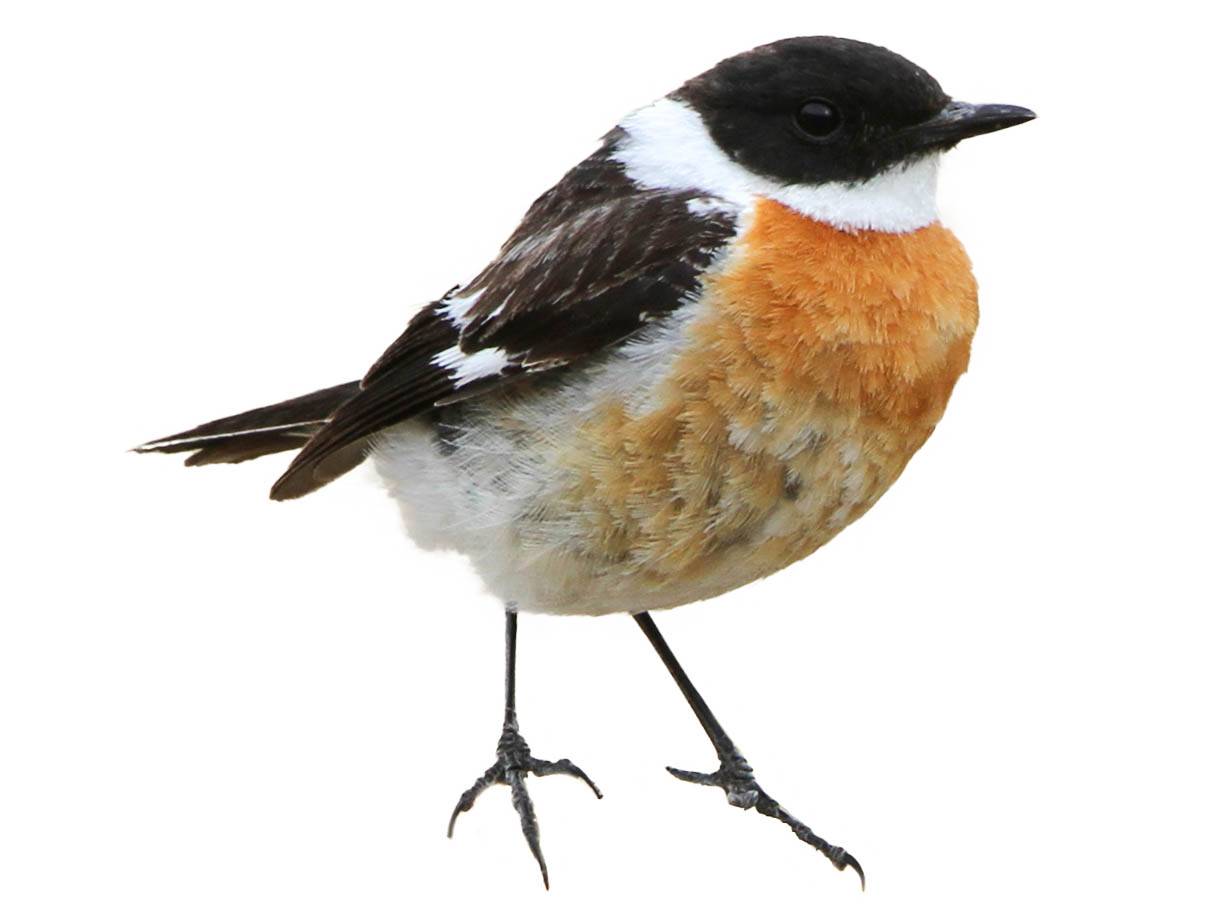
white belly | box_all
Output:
[370,308,704,615]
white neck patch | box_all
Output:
[612,97,940,234]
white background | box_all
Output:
[2,2,1214,911]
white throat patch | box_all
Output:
[612,97,940,234]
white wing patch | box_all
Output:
[431,344,512,387]
[686,196,741,217]
[437,288,484,329]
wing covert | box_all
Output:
[270,144,739,500]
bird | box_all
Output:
[136,35,1034,889]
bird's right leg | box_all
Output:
[633,611,864,887]
[447,608,601,889]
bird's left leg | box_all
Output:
[633,611,864,888]
[447,608,601,889]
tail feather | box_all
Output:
[135,381,362,470]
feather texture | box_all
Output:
[270,140,738,501]
[135,381,360,467]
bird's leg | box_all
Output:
[447,608,601,889]
[633,612,864,888]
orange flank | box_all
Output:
[546,198,979,612]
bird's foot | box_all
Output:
[447,719,601,889]
[668,751,865,889]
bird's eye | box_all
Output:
[793,98,842,139]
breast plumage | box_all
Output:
[375,198,978,615]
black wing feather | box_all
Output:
[136,381,360,467]
[270,143,737,501]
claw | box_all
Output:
[535,758,603,799]
[447,724,599,890]
[447,767,498,837]
[756,793,864,890]
[665,765,715,785]
[840,850,866,891]
[667,762,758,807]
[506,769,549,889]
[668,755,862,887]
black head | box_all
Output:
[674,37,1034,185]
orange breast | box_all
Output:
[537,198,979,612]
[706,198,979,427]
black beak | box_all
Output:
[900,101,1036,151]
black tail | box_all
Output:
[135,381,362,471]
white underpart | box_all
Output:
[372,293,721,613]
[431,344,511,387]
[613,97,940,233]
